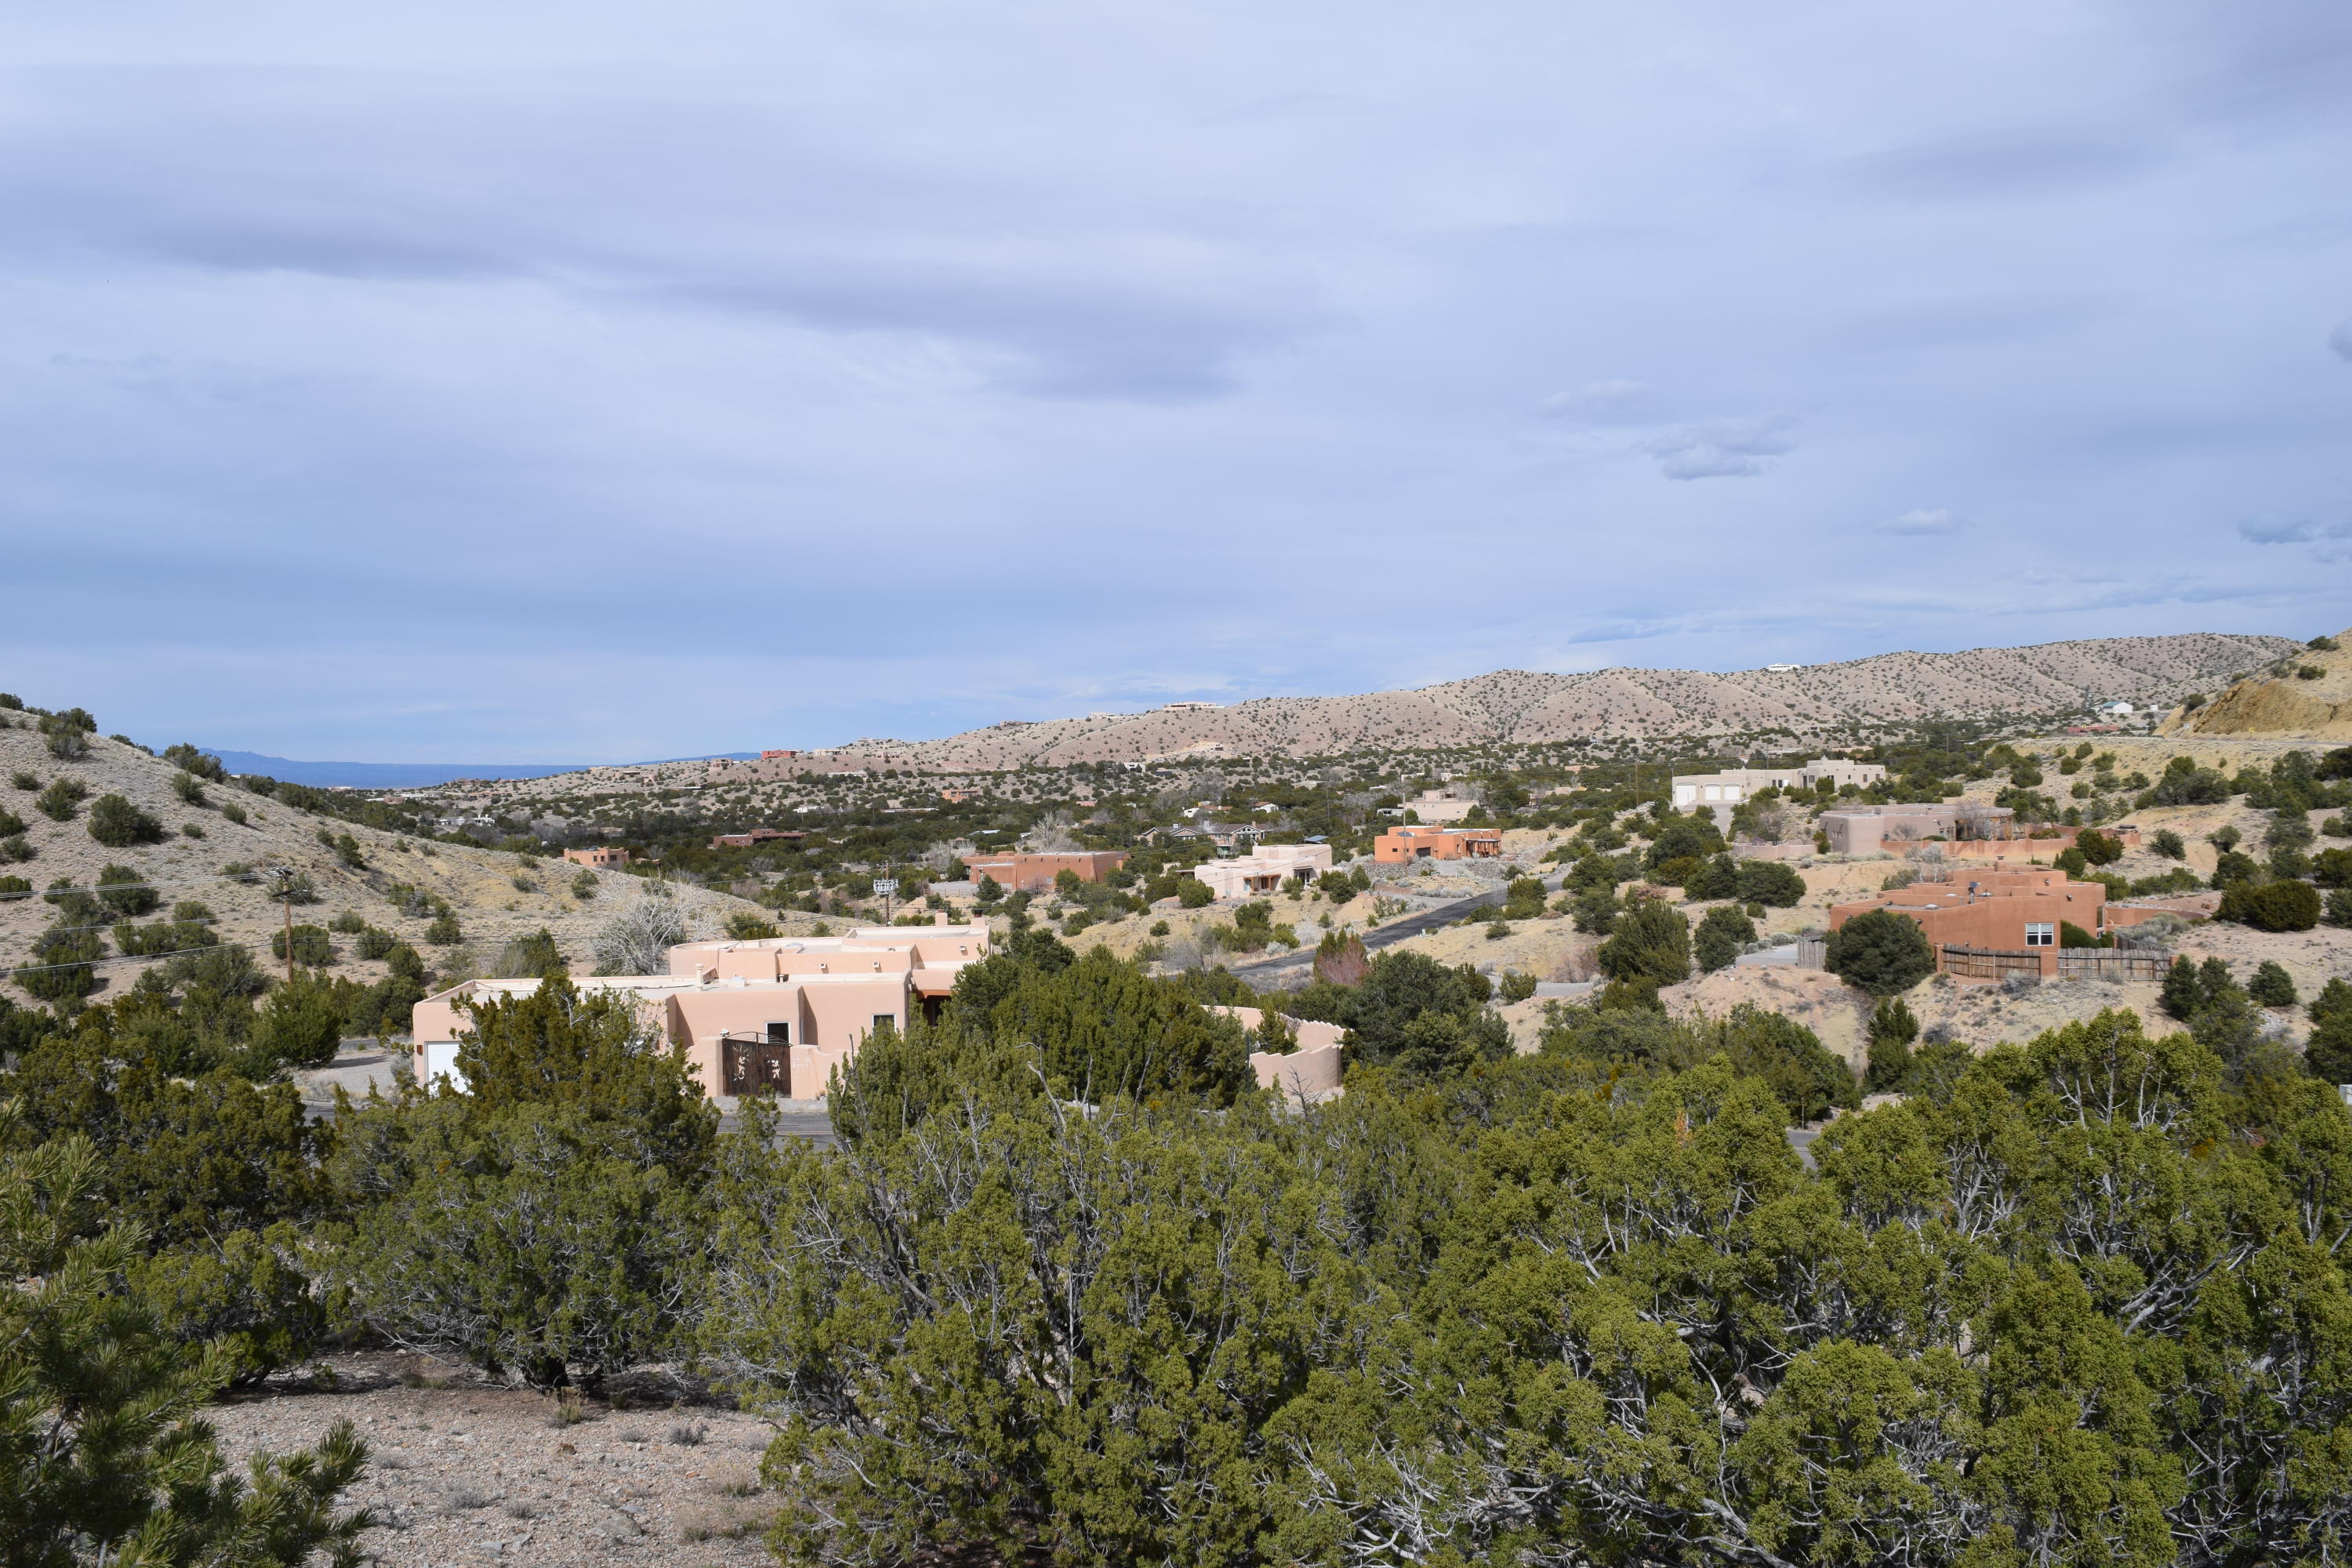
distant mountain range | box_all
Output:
[205,750,762,789]
[780,632,2297,770]
[200,631,2298,788]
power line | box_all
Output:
[7,941,245,976]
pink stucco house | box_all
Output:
[410,921,992,1101]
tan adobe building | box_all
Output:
[962,850,1127,893]
[561,845,630,868]
[1672,758,1889,825]
[1191,844,1333,899]
[710,827,804,849]
[1374,826,1501,862]
[1399,786,1479,824]
[410,921,992,1101]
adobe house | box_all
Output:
[961,850,1127,893]
[561,845,630,868]
[410,921,992,1100]
[1828,869,2111,976]
[710,827,805,849]
[1374,826,1502,863]
[1191,844,1333,899]
[1672,758,1889,826]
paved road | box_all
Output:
[1225,870,1564,985]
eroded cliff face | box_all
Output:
[2162,626,2352,740]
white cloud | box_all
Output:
[1541,379,1653,421]
[2238,515,2350,545]
[1646,419,1796,481]
[1875,507,1965,535]
[2240,514,2352,563]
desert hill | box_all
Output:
[0,721,764,1008]
[786,631,2294,771]
[2160,626,2352,742]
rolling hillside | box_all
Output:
[793,630,2296,770]
[2160,626,2352,742]
[0,722,764,1008]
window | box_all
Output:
[873,1014,896,1034]
[764,1021,790,1045]
[2025,923,2055,947]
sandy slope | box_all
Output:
[0,724,767,1011]
[780,631,2290,768]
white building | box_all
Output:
[1191,843,1334,899]
[1671,757,1888,826]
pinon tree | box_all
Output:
[0,1121,372,1566]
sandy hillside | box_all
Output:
[741,631,2290,769]
[0,724,770,1013]
[2161,625,2352,742]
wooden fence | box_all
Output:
[1934,945,2169,982]
[1938,945,2042,980]
[2056,949,2169,982]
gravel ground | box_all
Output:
[206,1354,780,1567]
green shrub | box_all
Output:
[2248,960,2296,1008]
[268,924,335,966]
[0,807,23,838]
[1734,858,1806,907]
[724,912,780,940]
[1498,970,1538,1003]
[0,874,31,901]
[353,925,397,960]
[2217,880,2321,932]
[162,742,228,782]
[0,1136,371,1559]
[2150,829,2186,859]
[2211,850,2261,887]
[424,912,463,944]
[220,800,249,826]
[1824,909,1935,996]
[96,862,160,917]
[170,771,207,805]
[34,777,86,822]
[87,793,164,847]
[1178,877,1214,909]
[327,909,365,934]
[0,834,31,862]
[17,922,105,1003]
[572,869,598,900]
[1597,898,1691,987]
[1864,996,1919,1092]
[1693,905,1755,973]
[2074,828,2124,866]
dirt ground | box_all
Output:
[207,1353,780,1568]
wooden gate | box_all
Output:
[722,1035,793,1098]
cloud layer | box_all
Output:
[0,2,2346,759]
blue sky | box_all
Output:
[3,0,2347,762]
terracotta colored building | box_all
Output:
[1374,826,1502,862]
[562,846,630,868]
[1191,844,1332,899]
[1828,869,2110,975]
[411,921,992,1100]
[962,850,1127,894]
